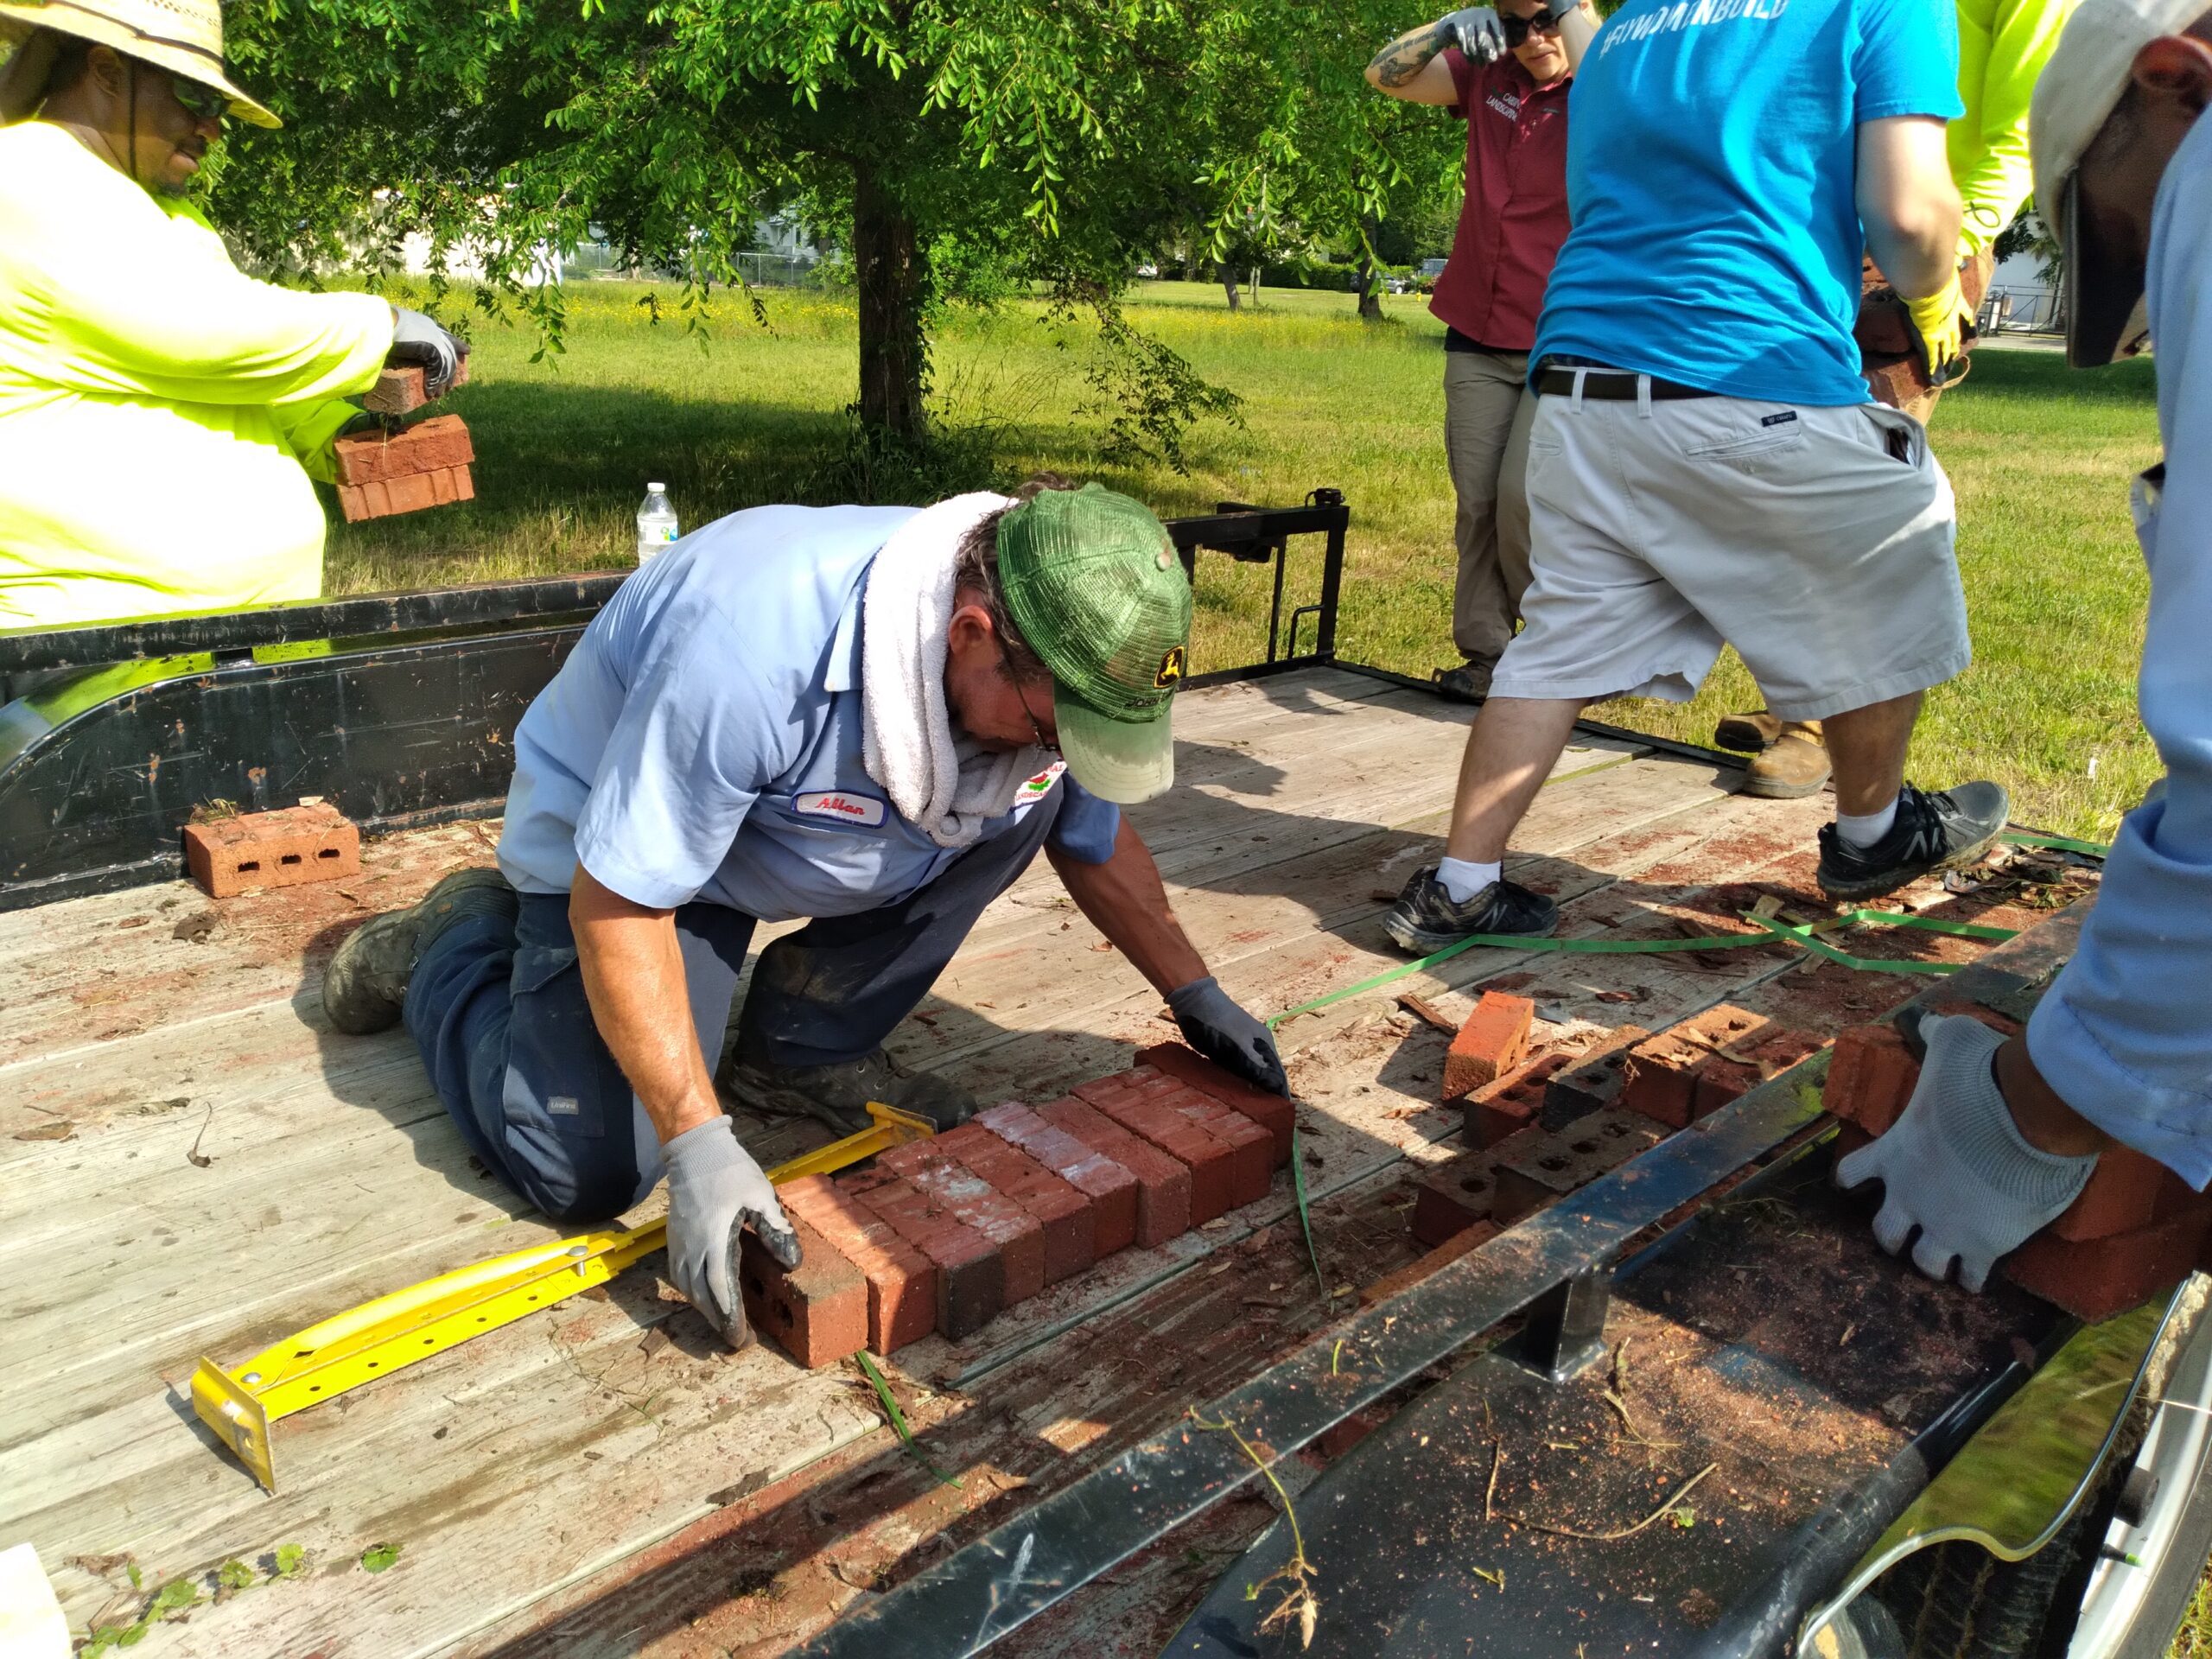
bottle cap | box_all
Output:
[646,482,666,493]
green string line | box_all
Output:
[2001,830,2111,858]
[855,1351,961,1489]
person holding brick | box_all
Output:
[0,0,465,626]
[1837,0,2212,1293]
[318,480,1288,1348]
[1364,0,1577,702]
[1383,0,2014,957]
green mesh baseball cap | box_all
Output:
[997,484,1193,804]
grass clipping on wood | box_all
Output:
[1189,1406,1320,1649]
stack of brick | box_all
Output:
[333,414,476,522]
[736,1044,1294,1369]
[1612,1004,1827,1129]
[1823,1007,2211,1320]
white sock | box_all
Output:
[1836,796,1899,849]
[1436,856,1502,904]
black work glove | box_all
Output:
[388,306,467,399]
[1168,976,1289,1096]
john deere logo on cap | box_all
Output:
[1154,645,1185,689]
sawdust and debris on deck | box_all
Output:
[0,666,2098,1656]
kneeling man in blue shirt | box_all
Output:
[321,480,1286,1346]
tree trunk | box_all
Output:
[1357,213,1384,321]
[854,163,927,443]
[1222,270,1242,313]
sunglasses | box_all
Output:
[168,73,230,123]
[1502,13,1563,43]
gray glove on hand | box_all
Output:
[1168,976,1289,1096]
[662,1116,800,1348]
[1441,5,1509,61]
[1835,1015,2096,1292]
[388,306,467,398]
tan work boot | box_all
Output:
[1743,721,1831,799]
[1714,709,1783,753]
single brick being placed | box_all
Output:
[2050,1145,2197,1243]
[933,1123,1095,1285]
[846,1173,1003,1340]
[878,1145,1049,1306]
[1823,1023,1922,1136]
[1136,1043,1295,1167]
[2003,1204,2212,1322]
[738,1213,869,1369]
[183,800,360,899]
[1072,1073,1237,1224]
[976,1102,1140,1257]
[779,1174,937,1355]
[1690,1028,1827,1117]
[1621,1005,1773,1129]
[1411,1145,1503,1247]
[1492,1109,1665,1226]
[1035,1096,1192,1248]
[1442,992,1535,1100]
[1466,1052,1573,1148]
[1362,1220,1499,1307]
[1542,1026,1650,1129]
[334,414,476,486]
[362,353,472,416]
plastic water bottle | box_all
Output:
[635,483,679,563]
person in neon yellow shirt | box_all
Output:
[1713,0,2079,800]
[0,0,464,631]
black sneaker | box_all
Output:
[1382,867,1557,956]
[1816,781,2009,901]
[720,1040,976,1136]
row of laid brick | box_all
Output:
[739,1044,1294,1368]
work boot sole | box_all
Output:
[1741,760,1834,800]
[720,1065,873,1137]
[321,866,514,1036]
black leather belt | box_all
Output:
[1534,366,1717,399]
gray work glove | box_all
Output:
[1440,5,1509,61]
[1168,976,1289,1097]
[388,306,467,398]
[1835,1015,2097,1293]
[662,1116,801,1349]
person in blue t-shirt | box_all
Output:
[1386,0,2018,959]
[316,480,1287,1349]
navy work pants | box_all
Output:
[404,791,1063,1225]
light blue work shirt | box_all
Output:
[1532,0,1961,404]
[2027,113,2212,1187]
[498,505,1121,920]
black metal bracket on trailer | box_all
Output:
[0,494,1351,910]
[792,917,2103,1658]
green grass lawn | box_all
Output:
[330,277,2164,842]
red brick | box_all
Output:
[1542,1026,1650,1128]
[1315,1405,1394,1459]
[738,1213,868,1368]
[1621,1005,1773,1129]
[1691,1028,1827,1116]
[934,1123,1094,1285]
[1825,1024,1922,1135]
[1136,1043,1295,1166]
[336,482,373,522]
[2051,1146,2196,1243]
[895,1153,1048,1306]
[1035,1097,1191,1248]
[1442,992,1535,1100]
[1073,1074,1237,1224]
[779,1175,937,1355]
[365,365,428,414]
[334,414,476,485]
[1153,1083,1272,1210]
[2003,1204,2212,1322]
[1492,1109,1665,1226]
[1466,1052,1572,1148]
[976,1102,1140,1257]
[1833,1123,1875,1161]
[452,462,475,501]
[1411,1147,1501,1246]
[1362,1221,1499,1306]
[183,801,361,899]
[385,471,437,514]
[845,1174,1002,1340]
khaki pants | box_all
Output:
[1442,346,1537,681]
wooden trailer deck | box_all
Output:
[0,665,2100,1657]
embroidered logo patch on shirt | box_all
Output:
[793,790,889,827]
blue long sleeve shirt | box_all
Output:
[2025,111,2212,1186]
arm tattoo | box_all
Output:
[1370,19,1453,86]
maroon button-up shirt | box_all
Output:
[1428,52,1573,353]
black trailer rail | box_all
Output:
[0,494,1350,909]
[794,918,2091,1658]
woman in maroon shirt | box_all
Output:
[1368,3,1574,700]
